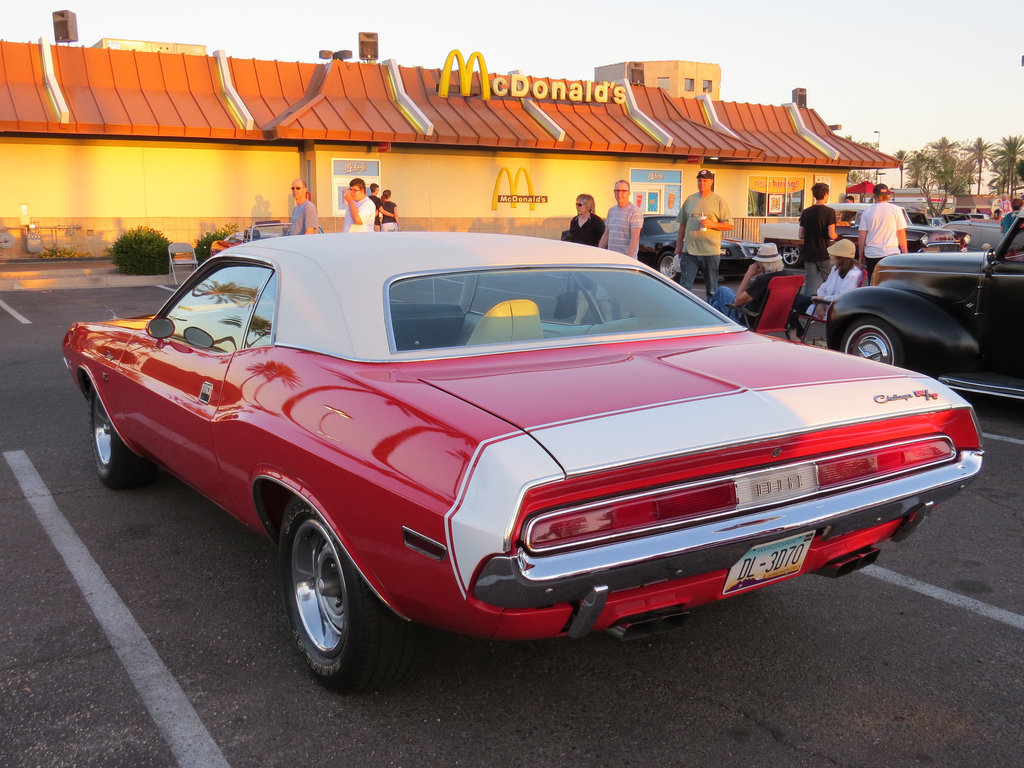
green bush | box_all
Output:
[41,245,90,259]
[110,226,171,275]
[195,223,237,262]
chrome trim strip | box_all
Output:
[473,451,982,608]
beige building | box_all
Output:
[0,42,894,259]
[594,60,721,100]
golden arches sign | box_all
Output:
[492,167,546,211]
[438,50,490,99]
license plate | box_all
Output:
[722,532,814,595]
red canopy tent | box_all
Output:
[845,180,877,195]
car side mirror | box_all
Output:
[183,326,215,349]
[147,317,174,339]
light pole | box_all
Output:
[873,131,881,185]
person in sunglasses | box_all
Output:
[289,179,319,235]
[564,194,605,247]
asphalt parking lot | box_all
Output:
[2,284,1023,768]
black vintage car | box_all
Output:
[637,215,763,278]
[828,217,1024,399]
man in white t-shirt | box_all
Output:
[342,177,376,233]
[857,183,907,277]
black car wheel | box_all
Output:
[841,318,905,367]
[780,245,803,268]
[279,499,417,693]
[90,393,157,489]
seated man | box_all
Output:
[709,243,791,324]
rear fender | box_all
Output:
[828,287,979,374]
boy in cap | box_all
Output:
[858,183,907,277]
[674,169,732,301]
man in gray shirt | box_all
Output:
[289,178,319,235]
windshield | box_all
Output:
[388,267,725,352]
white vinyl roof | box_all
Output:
[214,232,693,362]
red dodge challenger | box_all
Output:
[63,232,983,692]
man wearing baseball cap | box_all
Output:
[858,183,907,277]
[674,169,733,301]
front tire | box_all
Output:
[90,393,157,489]
[780,245,803,268]
[657,249,677,278]
[841,318,905,367]
[279,499,417,693]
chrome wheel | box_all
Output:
[279,500,419,691]
[93,396,114,467]
[780,245,802,267]
[289,518,347,654]
[658,251,676,277]
[841,319,904,367]
[89,392,157,489]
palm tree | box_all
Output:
[893,149,910,188]
[992,135,1024,196]
[967,138,994,195]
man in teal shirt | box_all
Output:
[673,169,732,300]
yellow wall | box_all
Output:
[0,136,299,219]
[0,134,849,257]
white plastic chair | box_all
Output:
[168,242,198,284]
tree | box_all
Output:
[893,149,910,188]
[990,135,1024,196]
[905,139,974,215]
[967,138,994,195]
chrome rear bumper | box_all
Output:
[474,451,982,609]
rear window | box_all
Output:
[388,267,725,352]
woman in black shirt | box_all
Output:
[565,193,605,247]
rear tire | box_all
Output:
[279,499,417,693]
[90,393,157,489]
[840,318,905,367]
[780,245,803,268]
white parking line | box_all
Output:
[0,298,31,324]
[2,450,231,768]
[984,432,1024,447]
[862,565,1024,631]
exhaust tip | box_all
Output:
[606,607,688,641]
[813,546,880,578]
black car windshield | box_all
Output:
[388,267,725,352]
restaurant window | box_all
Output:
[331,159,381,216]
[684,78,694,92]
[747,176,806,217]
[702,80,713,94]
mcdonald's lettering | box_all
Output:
[492,167,547,211]
[442,50,627,105]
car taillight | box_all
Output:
[526,481,736,553]
[816,437,954,490]
[523,437,957,554]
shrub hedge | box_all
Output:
[110,226,171,275]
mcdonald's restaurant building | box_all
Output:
[0,41,897,258]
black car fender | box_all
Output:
[827,286,979,374]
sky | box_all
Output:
[6,0,1022,181]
